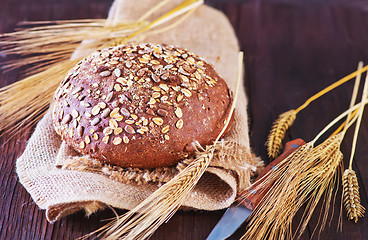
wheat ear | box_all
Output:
[341,63,368,223]
[242,133,344,240]
[0,0,202,137]
[87,52,242,240]
[0,59,79,136]
[0,20,145,75]
[266,109,296,158]
[266,65,368,158]
[95,151,212,240]
[343,169,365,223]
[242,95,368,240]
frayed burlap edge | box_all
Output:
[60,140,263,189]
[54,139,263,220]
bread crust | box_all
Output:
[52,43,233,168]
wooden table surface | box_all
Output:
[1,0,368,239]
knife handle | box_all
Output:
[238,139,305,210]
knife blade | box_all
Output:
[206,139,305,240]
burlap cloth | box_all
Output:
[16,0,264,223]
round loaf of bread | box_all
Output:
[52,43,233,168]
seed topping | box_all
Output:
[123,135,130,143]
[152,73,160,82]
[159,84,169,92]
[153,117,164,126]
[114,84,122,91]
[116,77,128,86]
[93,133,99,140]
[120,108,130,117]
[106,118,117,129]
[92,105,101,115]
[125,120,135,124]
[175,107,183,118]
[103,127,113,135]
[80,101,91,108]
[114,68,121,77]
[105,92,114,102]
[110,108,120,118]
[161,125,170,133]
[100,70,111,77]
[152,92,161,98]
[101,108,111,118]
[157,109,168,117]
[125,61,132,68]
[102,135,110,144]
[131,114,138,120]
[124,125,136,134]
[91,117,100,126]
[98,102,106,109]
[113,137,122,145]
[181,88,192,97]
[72,109,79,118]
[72,86,83,95]
[56,43,224,149]
[177,94,183,102]
[62,114,72,124]
[73,119,78,128]
[176,119,183,129]
[148,98,156,105]
[85,136,91,144]
[77,125,84,137]
[114,114,124,121]
[114,127,123,135]
[59,109,64,120]
[137,68,146,76]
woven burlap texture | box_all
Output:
[16,0,264,223]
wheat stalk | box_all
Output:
[340,63,368,223]
[266,65,368,158]
[97,152,212,240]
[0,0,204,74]
[242,91,368,240]
[330,62,363,138]
[242,133,344,240]
[0,59,79,136]
[0,20,145,75]
[343,169,365,223]
[86,52,242,240]
[243,132,345,240]
[266,109,296,158]
[0,0,203,137]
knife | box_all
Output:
[206,139,305,240]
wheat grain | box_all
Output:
[266,109,297,158]
[343,169,365,223]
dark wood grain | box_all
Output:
[1,0,368,239]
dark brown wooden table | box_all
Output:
[1,0,368,239]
